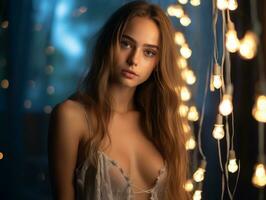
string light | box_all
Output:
[228,150,238,173]
[217,0,228,10]
[212,113,225,140]
[1,79,9,89]
[184,179,194,192]
[1,20,8,29]
[177,57,188,69]
[188,106,199,121]
[186,135,196,150]
[252,95,266,123]
[190,0,201,6]
[219,84,233,116]
[180,43,192,59]
[180,86,192,101]
[47,85,55,95]
[212,63,223,89]
[178,0,189,5]
[0,152,3,160]
[182,68,196,85]
[180,14,191,27]
[44,105,53,114]
[167,5,184,18]
[193,160,207,182]
[179,104,189,117]
[226,22,240,53]
[252,163,266,188]
[193,189,202,200]
[239,31,258,60]
[227,0,238,11]
[175,32,186,46]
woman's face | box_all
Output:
[113,16,160,88]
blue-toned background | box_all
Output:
[0,0,264,199]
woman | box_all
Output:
[48,1,190,200]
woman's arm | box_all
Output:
[48,100,86,200]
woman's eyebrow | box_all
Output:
[122,34,159,50]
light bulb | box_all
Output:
[193,160,207,182]
[190,0,201,6]
[183,122,191,134]
[188,106,199,121]
[219,84,233,116]
[213,63,222,89]
[217,0,228,10]
[228,0,238,10]
[239,31,258,60]
[212,114,224,140]
[186,135,196,150]
[177,57,188,69]
[252,95,266,122]
[180,14,191,26]
[184,179,194,192]
[175,32,186,46]
[226,23,240,53]
[228,150,238,173]
[181,68,196,85]
[179,104,189,117]
[180,44,192,59]
[193,190,202,200]
[252,163,266,188]
[180,86,191,101]
[179,0,189,4]
[167,5,184,18]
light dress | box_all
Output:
[75,150,167,200]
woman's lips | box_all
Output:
[121,69,138,79]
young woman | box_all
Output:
[48,1,190,199]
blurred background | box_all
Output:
[0,0,265,199]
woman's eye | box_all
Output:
[120,40,132,49]
[144,49,157,57]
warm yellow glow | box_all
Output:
[180,14,191,27]
[228,159,238,173]
[252,163,266,188]
[179,0,189,4]
[175,32,186,46]
[179,104,189,117]
[181,86,191,101]
[193,190,202,200]
[186,135,196,150]
[252,95,266,122]
[219,93,233,116]
[183,123,191,134]
[226,27,240,53]
[177,57,188,69]
[239,31,258,60]
[181,69,196,85]
[190,0,201,6]
[217,0,228,10]
[213,75,222,89]
[193,161,207,182]
[0,152,3,160]
[1,20,8,29]
[180,44,192,59]
[228,0,238,10]
[184,179,194,192]
[188,106,199,121]
[167,5,184,18]
[1,79,9,89]
[212,124,225,140]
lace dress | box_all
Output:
[75,150,167,200]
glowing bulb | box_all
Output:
[167,5,184,18]
[228,150,238,173]
[179,104,189,117]
[252,163,266,188]
[228,0,238,10]
[219,84,233,116]
[212,114,224,140]
[193,190,202,200]
[193,160,207,182]
[186,135,196,150]
[212,64,222,89]
[190,0,201,6]
[180,14,191,26]
[226,23,240,53]
[239,31,258,60]
[0,152,3,160]
[182,69,196,85]
[180,86,191,101]
[188,106,199,121]
[177,57,188,69]
[217,0,228,10]
[1,20,8,29]
[184,179,194,192]
[183,122,191,134]
[179,0,189,4]
[252,95,266,122]
[175,32,186,46]
[180,44,192,59]
[1,79,9,89]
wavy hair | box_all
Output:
[74,1,190,199]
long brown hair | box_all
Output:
[75,1,190,199]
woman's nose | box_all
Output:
[127,48,141,67]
